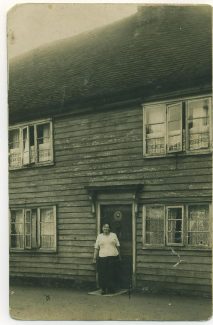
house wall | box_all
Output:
[9,104,212,295]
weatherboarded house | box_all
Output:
[9,6,212,296]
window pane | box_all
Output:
[41,235,55,248]
[40,208,55,249]
[11,235,24,249]
[31,209,38,248]
[167,207,183,244]
[29,126,34,146]
[25,222,31,234]
[40,208,54,223]
[29,126,35,163]
[11,223,24,234]
[25,210,31,223]
[145,105,166,155]
[25,235,31,248]
[11,210,24,224]
[188,205,209,246]
[25,210,32,248]
[37,123,51,162]
[146,106,165,123]
[9,152,22,168]
[188,98,210,150]
[9,130,21,167]
[9,130,20,149]
[145,206,164,245]
[167,103,182,152]
[23,127,30,165]
[41,222,54,235]
[10,210,24,249]
[167,232,182,244]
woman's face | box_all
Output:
[102,224,110,234]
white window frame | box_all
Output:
[39,206,57,252]
[166,103,183,153]
[142,205,165,248]
[9,206,57,252]
[185,97,212,153]
[9,118,53,169]
[9,128,22,168]
[142,203,211,249]
[166,205,184,247]
[10,208,25,251]
[142,95,212,157]
[143,104,167,157]
[186,203,211,248]
[24,209,32,249]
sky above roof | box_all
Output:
[7,3,138,59]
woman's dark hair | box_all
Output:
[102,223,111,231]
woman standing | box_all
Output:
[93,224,121,295]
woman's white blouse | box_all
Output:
[94,232,120,257]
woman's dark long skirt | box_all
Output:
[97,256,119,291]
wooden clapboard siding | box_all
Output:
[9,104,212,294]
[9,160,211,186]
[11,272,95,283]
[136,281,211,296]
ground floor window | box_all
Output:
[143,203,211,248]
[144,205,165,246]
[187,205,210,246]
[10,206,56,252]
[166,206,183,245]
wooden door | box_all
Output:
[100,204,132,289]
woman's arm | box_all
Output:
[114,234,121,260]
[117,246,122,260]
[93,248,99,263]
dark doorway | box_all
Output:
[100,204,132,289]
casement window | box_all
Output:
[144,205,165,246]
[10,206,56,252]
[167,103,183,152]
[187,98,210,151]
[166,206,183,246]
[143,96,211,157]
[9,119,53,169]
[9,129,22,168]
[143,204,211,248]
[187,204,210,247]
[144,104,166,155]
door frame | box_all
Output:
[96,200,136,288]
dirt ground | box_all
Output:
[9,284,212,321]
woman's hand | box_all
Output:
[92,258,97,264]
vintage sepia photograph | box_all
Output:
[8,2,212,321]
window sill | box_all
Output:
[9,161,54,171]
[10,249,57,253]
[143,149,212,159]
[141,246,211,251]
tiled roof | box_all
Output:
[9,5,212,123]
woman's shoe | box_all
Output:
[101,289,106,295]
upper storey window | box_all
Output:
[143,96,212,157]
[144,104,166,155]
[187,98,210,150]
[167,103,182,152]
[9,119,53,169]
